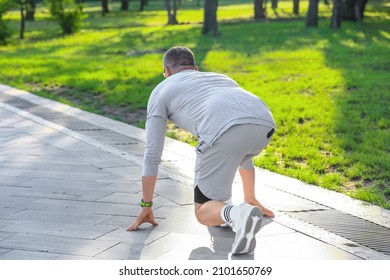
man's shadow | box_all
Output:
[189,218,273,260]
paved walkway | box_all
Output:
[0,84,389,260]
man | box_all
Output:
[128,46,276,255]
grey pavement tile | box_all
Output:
[154,178,194,206]
[265,187,331,212]
[0,231,16,240]
[17,178,110,190]
[151,208,209,236]
[9,184,114,202]
[256,218,296,237]
[0,175,30,186]
[0,250,96,260]
[0,233,119,257]
[0,154,90,165]
[96,226,169,245]
[0,168,111,181]
[139,232,224,260]
[0,248,11,256]
[8,209,110,225]
[92,203,141,218]
[68,152,133,168]
[0,219,21,230]
[97,182,142,193]
[96,215,141,228]
[96,192,178,208]
[1,221,118,240]
[0,207,25,219]
[93,242,148,260]
[0,161,102,173]
[254,232,362,260]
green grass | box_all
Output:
[1,0,389,208]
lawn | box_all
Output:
[1,0,389,208]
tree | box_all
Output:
[330,0,342,28]
[19,0,26,38]
[202,0,219,36]
[343,0,367,22]
[26,0,36,20]
[306,0,319,27]
[101,0,109,16]
[140,0,147,11]
[165,0,178,25]
[254,0,266,19]
[293,0,299,15]
[120,0,129,11]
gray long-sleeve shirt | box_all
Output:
[142,70,276,176]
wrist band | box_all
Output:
[139,199,153,207]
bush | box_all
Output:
[46,0,86,34]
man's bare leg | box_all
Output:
[194,201,225,226]
[239,168,275,218]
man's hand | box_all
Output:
[127,207,159,231]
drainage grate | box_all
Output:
[287,209,390,256]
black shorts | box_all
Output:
[194,185,212,204]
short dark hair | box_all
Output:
[163,46,195,68]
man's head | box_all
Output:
[163,46,197,77]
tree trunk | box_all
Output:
[20,1,26,39]
[330,0,342,29]
[121,0,129,11]
[202,0,219,36]
[102,0,109,16]
[140,0,148,11]
[166,0,178,24]
[354,0,367,22]
[254,0,266,19]
[26,0,35,21]
[343,0,367,22]
[293,0,299,15]
[306,0,319,27]
[272,0,278,9]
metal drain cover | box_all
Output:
[286,209,390,255]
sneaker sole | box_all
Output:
[231,206,262,255]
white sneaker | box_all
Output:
[230,203,263,255]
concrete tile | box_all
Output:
[139,232,226,260]
[0,168,111,181]
[0,233,119,257]
[17,178,110,190]
[254,232,362,260]
[0,176,30,186]
[151,207,208,235]
[93,242,147,260]
[0,219,21,230]
[154,178,194,206]
[264,187,331,212]
[0,207,25,219]
[0,161,101,173]
[0,231,16,240]
[8,209,110,225]
[9,184,114,202]
[69,152,133,168]
[0,248,11,256]
[1,221,118,240]
[98,182,142,193]
[96,226,168,244]
[0,250,95,260]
